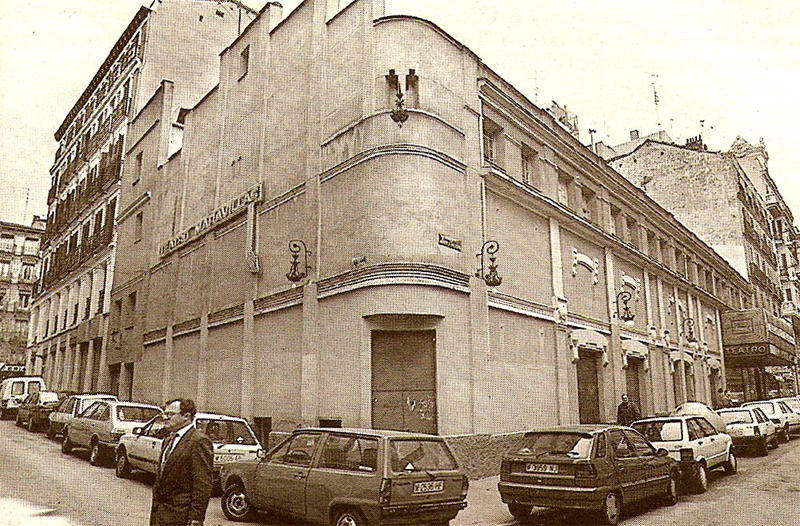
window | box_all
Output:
[133,151,143,186]
[557,173,571,207]
[482,119,502,165]
[0,235,13,252]
[273,433,320,467]
[580,186,597,223]
[134,212,143,243]
[238,45,250,80]
[319,434,379,472]
[22,263,35,281]
[609,430,635,459]
[627,216,639,249]
[0,260,10,278]
[625,430,657,456]
[127,292,136,327]
[22,238,38,255]
[19,293,30,309]
[786,289,793,302]
[521,144,539,186]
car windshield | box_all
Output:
[513,432,594,459]
[784,400,800,413]
[719,410,754,425]
[389,439,459,472]
[745,402,774,415]
[632,420,683,442]
[196,419,258,445]
[116,406,161,422]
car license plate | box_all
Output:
[526,463,558,474]
[413,480,444,494]
[214,453,243,464]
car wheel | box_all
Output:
[47,424,56,441]
[115,448,132,478]
[662,471,679,506]
[15,415,23,427]
[723,450,737,474]
[90,440,103,466]
[692,464,709,494]
[600,491,622,525]
[61,432,73,454]
[334,508,367,526]
[221,484,256,522]
[507,503,533,519]
[758,437,769,456]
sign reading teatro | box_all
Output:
[159,183,263,257]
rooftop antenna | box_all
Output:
[534,70,539,106]
[588,128,597,153]
[649,73,662,131]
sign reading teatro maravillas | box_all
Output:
[159,182,263,257]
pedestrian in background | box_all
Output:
[715,387,733,409]
[150,398,213,526]
[617,393,641,426]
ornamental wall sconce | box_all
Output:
[386,69,409,127]
[286,239,312,283]
[616,290,635,325]
[681,317,697,343]
[475,240,502,287]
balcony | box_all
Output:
[782,301,800,321]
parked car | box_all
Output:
[632,415,736,493]
[0,376,46,419]
[772,396,800,415]
[741,400,798,442]
[219,428,468,526]
[115,412,262,491]
[48,393,118,440]
[62,399,162,466]
[670,401,726,434]
[15,391,60,432]
[497,425,679,525]
[717,406,777,455]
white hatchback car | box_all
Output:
[741,400,799,442]
[717,406,777,456]
[767,398,800,438]
[115,412,261,491]
[632,415,735,493]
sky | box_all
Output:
[2,0,800,225]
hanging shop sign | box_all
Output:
[159,182,263,257]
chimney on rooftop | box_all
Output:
[630,130,640,141]
[266,2,283,31]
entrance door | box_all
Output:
[577,350,601,424]
[371,330,437,434]
[626,357,643,410]
[684,363,695,401]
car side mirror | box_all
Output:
[257,448,267,460]
[133,427,143,435]
[656,448,669,458]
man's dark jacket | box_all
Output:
[150,427,213,526]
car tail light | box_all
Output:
[574,463,596,480]
[679,448,694,462]
[461,475,469,497]
[379,478,392,505]
[753,426,761,436]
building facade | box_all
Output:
[0,219,45,367]
[27,0,257,397]
[107,0,750,434]
[612,136,799,400]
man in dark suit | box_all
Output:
[150,398,213,526]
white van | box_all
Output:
[1,376,46,419]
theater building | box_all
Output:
[109,0,749,434]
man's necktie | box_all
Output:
[162,433,177,466]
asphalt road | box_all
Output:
[2,419,800,526]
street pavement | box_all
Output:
[3,420,800,526]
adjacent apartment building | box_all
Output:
[27,0,257,397]
[0,219,45,367]
[610,135,799,400]
[106,0,750,435]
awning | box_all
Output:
[621,339,649,371]
[569,329,609,366]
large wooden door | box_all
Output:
[626,358,643,410]
[577,350,601,424]
[371,330,437,434]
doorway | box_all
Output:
[577,349,601,424]
[371,330,437,434]
[625,357,644,411]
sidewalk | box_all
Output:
[453,475,513,526]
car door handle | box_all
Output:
[294,473,307,479]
